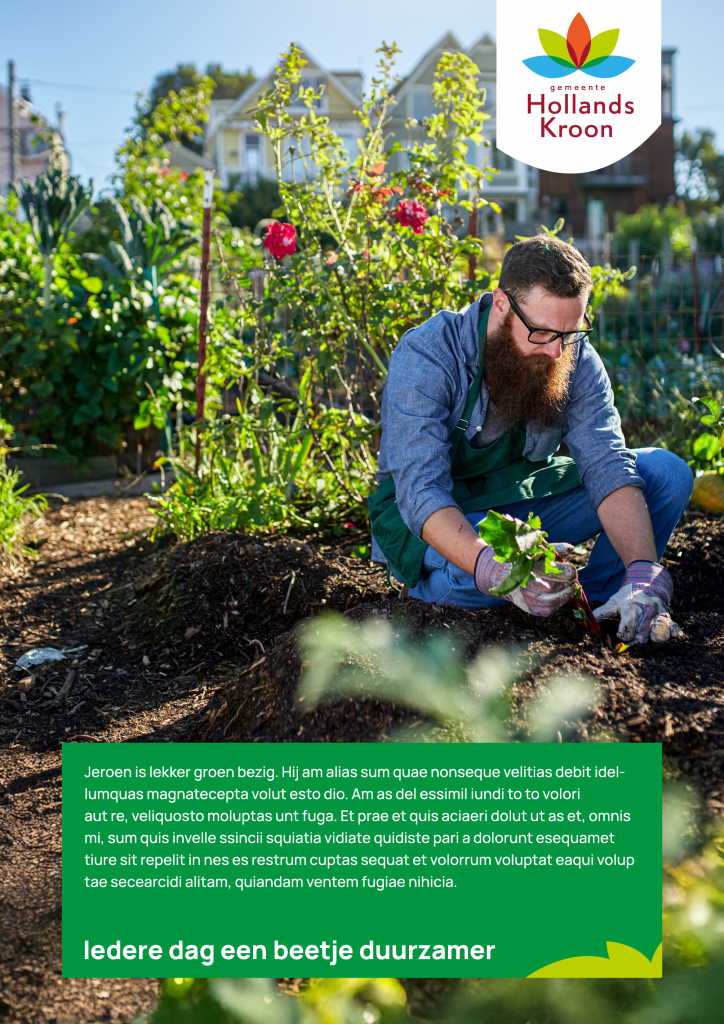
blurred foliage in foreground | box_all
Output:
[145,618,724,1023]
[149,976,406,1024]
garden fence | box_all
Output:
[572,252,722,419]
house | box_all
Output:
[0,84,67,195]
[203,46,364,190]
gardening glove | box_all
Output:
[593,561,682,644]
[474,543,578,617]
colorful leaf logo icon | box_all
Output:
[524,13,635,79]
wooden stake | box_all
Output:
[467,200,478,282]
[195,169,215,471]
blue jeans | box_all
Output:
[408,448,694,609]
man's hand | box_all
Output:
[593,561,681,643]
[474,543,578,616]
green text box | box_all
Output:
[62,742,661,978]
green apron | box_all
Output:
[368,305,581,587]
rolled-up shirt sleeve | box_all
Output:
[563,343,644,511]
[379,318,469,538]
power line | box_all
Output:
[68,139,123,146]
[26,78,137,95]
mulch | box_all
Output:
[0,496,722,1023]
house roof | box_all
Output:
[391,31,465,99]
[214,43,362,126]
[168,143,215,172]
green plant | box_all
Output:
[14,167,92,306]
[0,82,249,466]
[691,394,724,470]
[151,976,407,1024]
[0,418,48,563]
[152,354,378,539]
[114,76,216,218]
[104,196,197,278]
[477,510,559,596]
[87,196,198,317]
[1,258,199,462]
[613,203,693,259]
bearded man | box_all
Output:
[368,235,693,644]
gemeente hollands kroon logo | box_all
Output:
[524,12,635,141]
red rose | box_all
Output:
[394,199,429,234]
[263,221,297,259]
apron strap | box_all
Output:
[451,301,489,450]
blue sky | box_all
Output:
[3,0,723,192]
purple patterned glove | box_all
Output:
[474,544,578,617]
[593,561,681,643]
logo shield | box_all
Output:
[496,1,662,173]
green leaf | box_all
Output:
[82,276,103,294]
[693,433,722,460]
[695,396,722,419]
[538,29,575,65]
[479,510,555,593]
[585,29,620,65]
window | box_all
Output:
[490,142,515,172]
[412,87,435,121]
[289,74,324,109]
[245,134,261,169]
[338,134,357,165]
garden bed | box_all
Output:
[0,497,722,1023]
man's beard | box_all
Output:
[483,312,575,428]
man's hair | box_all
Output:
[498,235,592,302]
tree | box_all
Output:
[676,128,724,211]
[227,178,282,231]
[205,63,255,100]
[115,77,215,212]
[613,203,693,257]
[143,62,255,153]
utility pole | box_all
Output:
[195,168,215,471]
[7,60,19,192]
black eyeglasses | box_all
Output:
[503,290,593,347]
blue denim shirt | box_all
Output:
[377,293,643,540]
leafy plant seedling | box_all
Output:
[478,509,603,638]
[478,510,560,596]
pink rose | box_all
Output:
[263,221,297,259]
[394,199,429,234]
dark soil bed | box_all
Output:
[0,497,723,1023]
